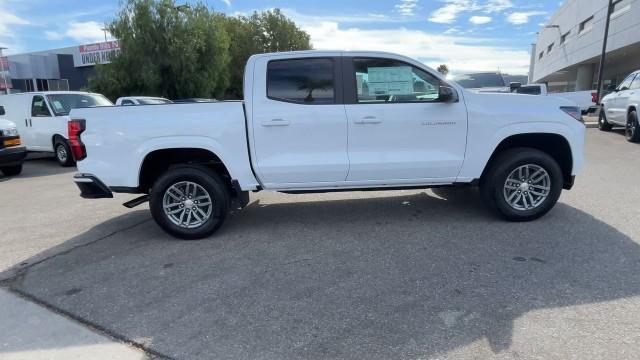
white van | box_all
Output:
[0,91,112,166]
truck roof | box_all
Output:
[2,91,102,97]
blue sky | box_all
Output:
[0,0,565,74]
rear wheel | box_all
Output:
[1,165,22,176]
[598,108,613,131]
[625,110,640,143]
[481,148,563,221]
[54,139,75,167]
[149,166,230,240]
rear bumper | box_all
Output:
[73,174,114,199]
[0,146,27,167]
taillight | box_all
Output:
[68,119,86,161]
[591,92,598,104]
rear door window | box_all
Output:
[267,58,335,104]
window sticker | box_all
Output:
[366,66,414,95]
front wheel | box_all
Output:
[149,166,230,240]
[625,110,640,143]
[54,140,75,167]
[481,148,563,222]
[1,165,22,176]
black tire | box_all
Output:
[1,164,22,176]
[149,166,230,240]
[598,108,613,131]
[480,148,563,222]
[54,139,75,167]
[625,110,640,143]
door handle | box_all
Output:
[25,119,28,127]
[29,118,32,127]
[354,116,382,124]
[261,118,290,127]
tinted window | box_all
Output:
[0,106,5,116]
[514,86,542,95]
[31,96,51,117]
[454,73,506,89]
[630,74,640,90]
[46,94,112,116]
[353,58,441,103]
[618,74,636,91]
[267,58,335,104]
[121,100,135,105]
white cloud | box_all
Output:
[429,0,472,24]
[507,11,546,25]
[64,21,110,43]
[44,30,63,40]
[302,21,530,74]
[221,0,231,6]
[469,15,492,24]
[484,0,514,13]
[429,0,515,24]
[395,0,419,16]
[0,4,30,53]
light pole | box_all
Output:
[0,47,8,95]
[100,27,109,42]
[595,0,615,106]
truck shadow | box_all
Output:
[3,190,640,359]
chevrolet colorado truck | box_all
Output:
[70,51,586,239]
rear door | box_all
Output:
[343,56,468,182]
[250,56,349,187]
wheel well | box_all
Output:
[630,106,637,115]
[482,133,573,188]
[138,148,233,194]
[52,134,65,147]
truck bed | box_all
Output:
[70,102,260,190]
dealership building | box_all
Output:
[0,41,119,94]
[529,0,640,92]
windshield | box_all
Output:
[138,98,172,105]
[454,73,507,89]
[46,94,113,116]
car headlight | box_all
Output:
[1,127,19,137]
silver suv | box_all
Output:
[599,70,640,142]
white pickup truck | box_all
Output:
[70,51,586,239]
[512,83,597,115]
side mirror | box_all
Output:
[510,82,522,92]
[0,106,5,116]
[439,85,457,103]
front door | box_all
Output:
[608,73,636,125]
[30,95,55,151]
[344,57,468,182]
[251,57,349,188]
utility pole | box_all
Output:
[596,0,614,105]
[101,27,109,42]
[0,47,8,95]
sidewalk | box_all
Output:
[0,289,147,360]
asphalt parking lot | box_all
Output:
[1,128,640,360]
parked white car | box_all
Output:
[0,91,112,166]
[512,83,597,115]
[70,51,586,239]
[0,106,27,176]
[599,70,640,142]
[115,96,173,106]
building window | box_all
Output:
[539,51,544,60]
[547,42,555,54]
[560,31,570,45]
[611,0,631,19]
[579,16,594,34]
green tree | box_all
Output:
[222,9,312,99]
[90,0,230,100]
[436,64,450,77]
